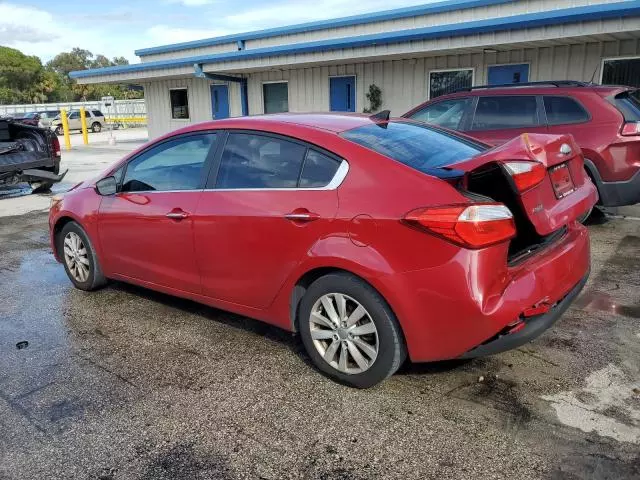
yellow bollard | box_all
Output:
[60,109,71,151]
[80,107,89,146]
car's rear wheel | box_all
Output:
[299,273,406,388]
[91,122,101,133]
[55,125,63,136]
[57,221,107,291]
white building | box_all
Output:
[71,0,640,139]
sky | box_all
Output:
[0,0,435,64]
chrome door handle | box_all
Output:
[166,211,189,220]
[284,212,319,222]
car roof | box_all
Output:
[432,84,630,99]
[185,113,380,134]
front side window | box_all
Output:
[543,96,589,125]
[92,110,104,117]
[263,82,289,114]
[121,133,216,192]
[408,98,472,130]
[68,111,80,119]
[215,133,306,189]
[429,69,473,99]
[472,96,539,130]
[341,121,483,173]
[170,88,189,119]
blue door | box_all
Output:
[487,64,529,86]
[330,76,356,112]
[211,84,229,119]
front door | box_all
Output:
[330,76,356,112]
[97,132,219,293]
[211,84,230,119]
[194,132,342,309]
[468,95,547,146]
[487,64,529,86]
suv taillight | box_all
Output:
[503,161,546,192]
[404,203,516,249]
[621,121,640,136]
[51,134,61,157]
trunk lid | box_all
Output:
[448,133,598,237]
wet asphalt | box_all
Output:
[1,212,639,479]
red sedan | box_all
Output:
[49,113,596,388]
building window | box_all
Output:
[429,69,473,99]
[602,57,640,88]
[170,88,189,119]
[263,82,289,114]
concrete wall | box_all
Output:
[143,38,640,138]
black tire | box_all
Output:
[57,221,107,291]
[30,181,53,193]
[55,125,63,136]
[298,273,406,388]
[91,122,102,133]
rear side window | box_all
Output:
[92,110,103,117]
[341,121,483,173]
[611,91,640,121]
[543,96,589,125]
[215,133,306,189]
[299,150,341,188]
[407,98,471,130]
[471,96,539,130]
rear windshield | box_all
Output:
[340,121,484,173]
[612,90,640,121]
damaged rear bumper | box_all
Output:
[459,270,589,359]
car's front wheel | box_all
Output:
[55,125,63,136]
[91,122,102,133]
[57,221,107,291]
[299,273,406,388]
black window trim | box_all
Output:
[204,129,349,191]
[469,94,542,131]
[113,130,220,194]
[542,95,592,126]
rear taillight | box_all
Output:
[51,134,61,157]
[503,161,546,192]
[404,203,516,249]
[621,121,640,136]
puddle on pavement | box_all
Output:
[574,290,640,319]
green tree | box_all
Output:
[0,46,45,103]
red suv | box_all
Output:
[404,81,640,207]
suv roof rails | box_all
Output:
[452,80,594,93]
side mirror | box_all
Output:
[95,176,117,196]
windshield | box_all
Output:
[340,121,484,173]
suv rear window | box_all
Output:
[611,91,640,121]
[341,121,483,173]
[543,96,589,125]
[472,96,539,130]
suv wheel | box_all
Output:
[91,122,102,133]
[299,273,406,388]
[55,125,63,136]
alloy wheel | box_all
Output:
[309,293,379,374]
[63,231,90,282]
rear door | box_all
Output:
[98,132,218,293]
[193,131,342,309]
[468,95,548,146]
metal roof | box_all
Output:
[133,0,512,57]
[70,1,640,80]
